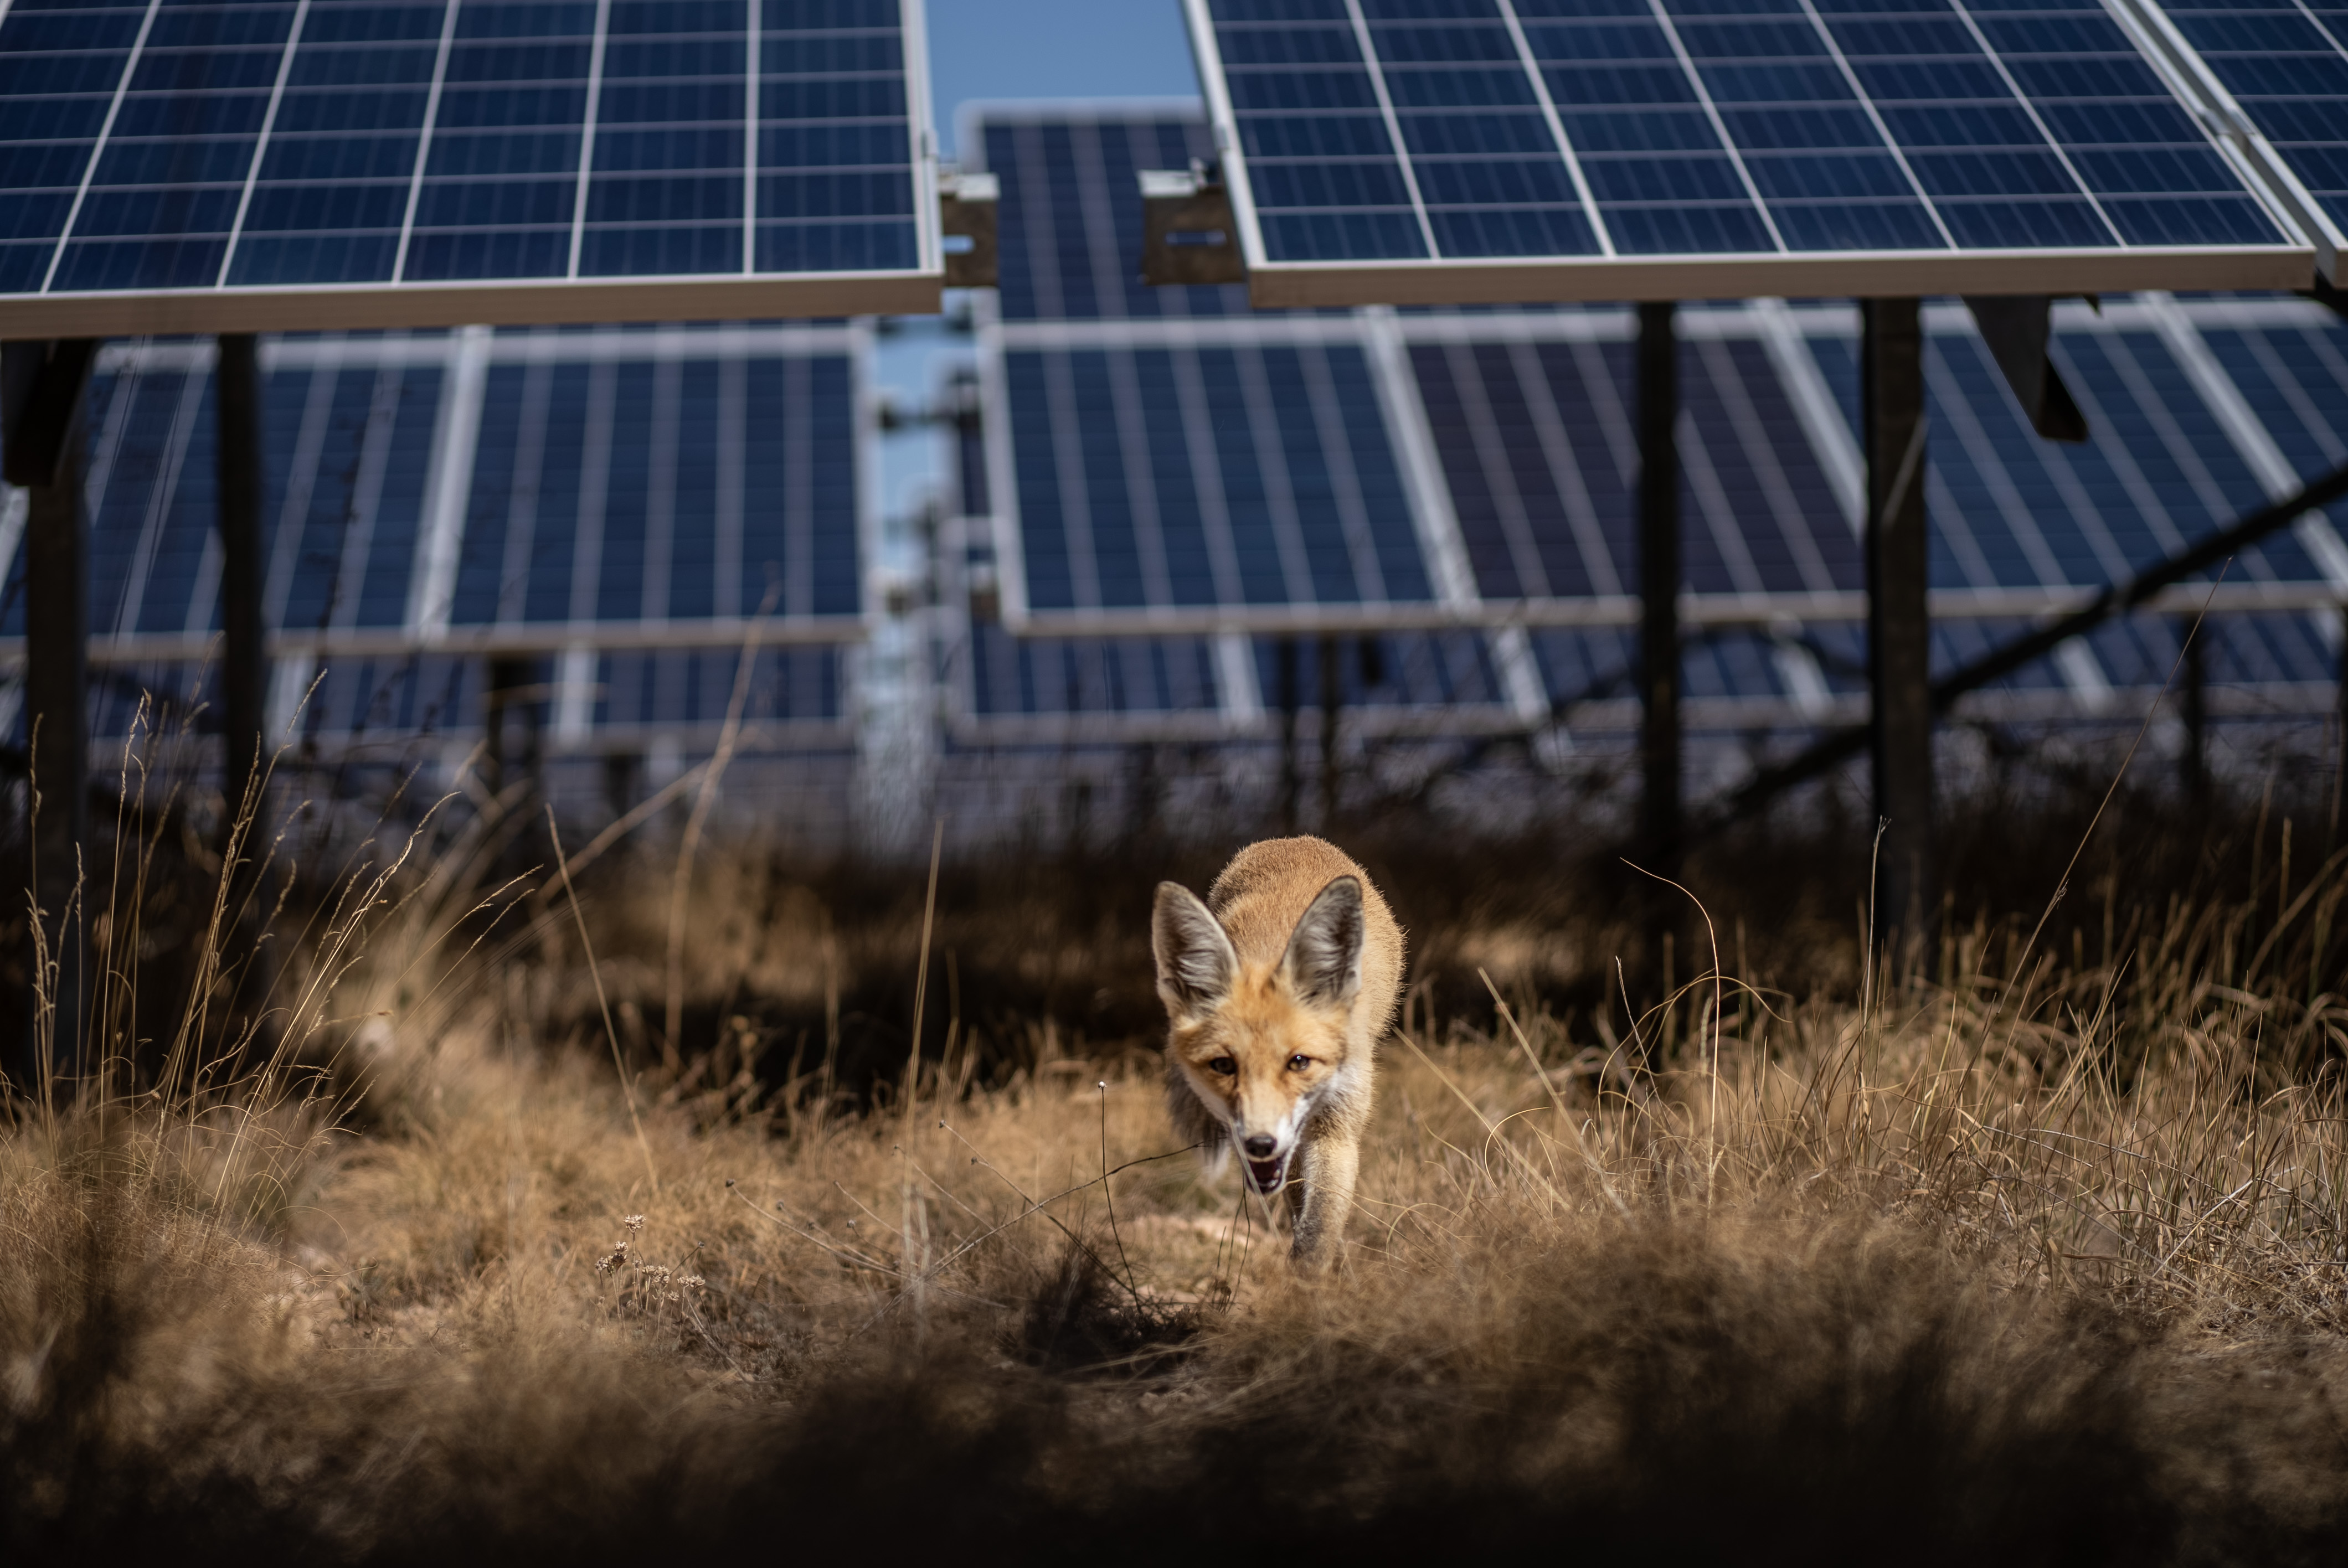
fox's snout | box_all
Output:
[1242,1134,1275,1157]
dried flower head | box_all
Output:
[594,1241,629,1275]
[622,1215,646,1234]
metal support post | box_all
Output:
[2335,605,2346,847]
[2181,618,2210,821]
[1317,632,1341,831]
[215,335,268,835]
[4,339,99,1077]
[1862,300,1935,951]
[1636,301,1680,876]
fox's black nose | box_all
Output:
[1243,1134,1275,1158]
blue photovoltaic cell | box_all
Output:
[1806,320,2334,597]
[972,101,2343,729]
[454,348,857,624]
[1201,0,2291,264]
[2158,0,2348,235]
[965,627,1226,718]
[1411,332,1860,599]
[1005,340,1434,613]
[0,0,923,301]
[0,327,864,747]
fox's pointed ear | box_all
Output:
[1281,875,1364,1010]
[1154,882,1237,1019]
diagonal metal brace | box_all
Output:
[1699,455,2348,837]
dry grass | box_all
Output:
[7,773,2348,1564]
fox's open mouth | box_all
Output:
[1244,1154,1289,1193]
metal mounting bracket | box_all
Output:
[1962,295,2088,443]
[1138,162,1245,287]
[940,171,998,288]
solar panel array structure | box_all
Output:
[966,104,2348,756]
[0,0,941,333]
[2131,0,2348,280]
[959,102,1541,748]
[1182,0,2318,304]
[0,322,869,764]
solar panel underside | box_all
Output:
[0,322,864,752]
[2150,0,2348,275]
[1415,296,2348,719]
[0,0,939,334]
[1187,0,2315,304]
[969,108,2346,740]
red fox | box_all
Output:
[1151,837,1404,1268]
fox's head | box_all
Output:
[1151,875,1367,1196]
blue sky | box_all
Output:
[924,1,1199,156]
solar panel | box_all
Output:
[2127,0,2348,280]
[0,321,868,753]
[1183,0,2317,305]
[965,106,2347,743]
[0,0,941,335]
[1418,293,2348,709]
[961,103,1558,744]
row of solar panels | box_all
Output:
[0,322,866,756]
[1,0,2345,337]
[941,104,2348,744]
[3,100,2346,764]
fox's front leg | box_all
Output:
[1287,1132,1360,1269]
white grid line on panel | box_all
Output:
[1494,0,1614,258]
[409,323,491,638]
[110,365,210,646]
[218,0,314,287]
[1938,0,2129,248]
[1790,0,1959,252]
[567,0,616,281]
[1340,0,1442,260]
[40,0,164,294]
[390,0,461,285]
[743,0,762,275]
[1636,0,1789,254]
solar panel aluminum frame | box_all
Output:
[1180,0,2318,307]
[0,0,947,337]
[2109,0,2347,285]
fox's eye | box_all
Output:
[1208,1056,1237,1076]
[1288,1054,1312,1071]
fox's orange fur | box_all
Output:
[1151,837,1404,1268]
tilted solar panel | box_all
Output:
[0,322,867,751]
[967,105,2347,739]
[0,0,940,334]
[1184,0,2316,304]
[2130,0,2348,280]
